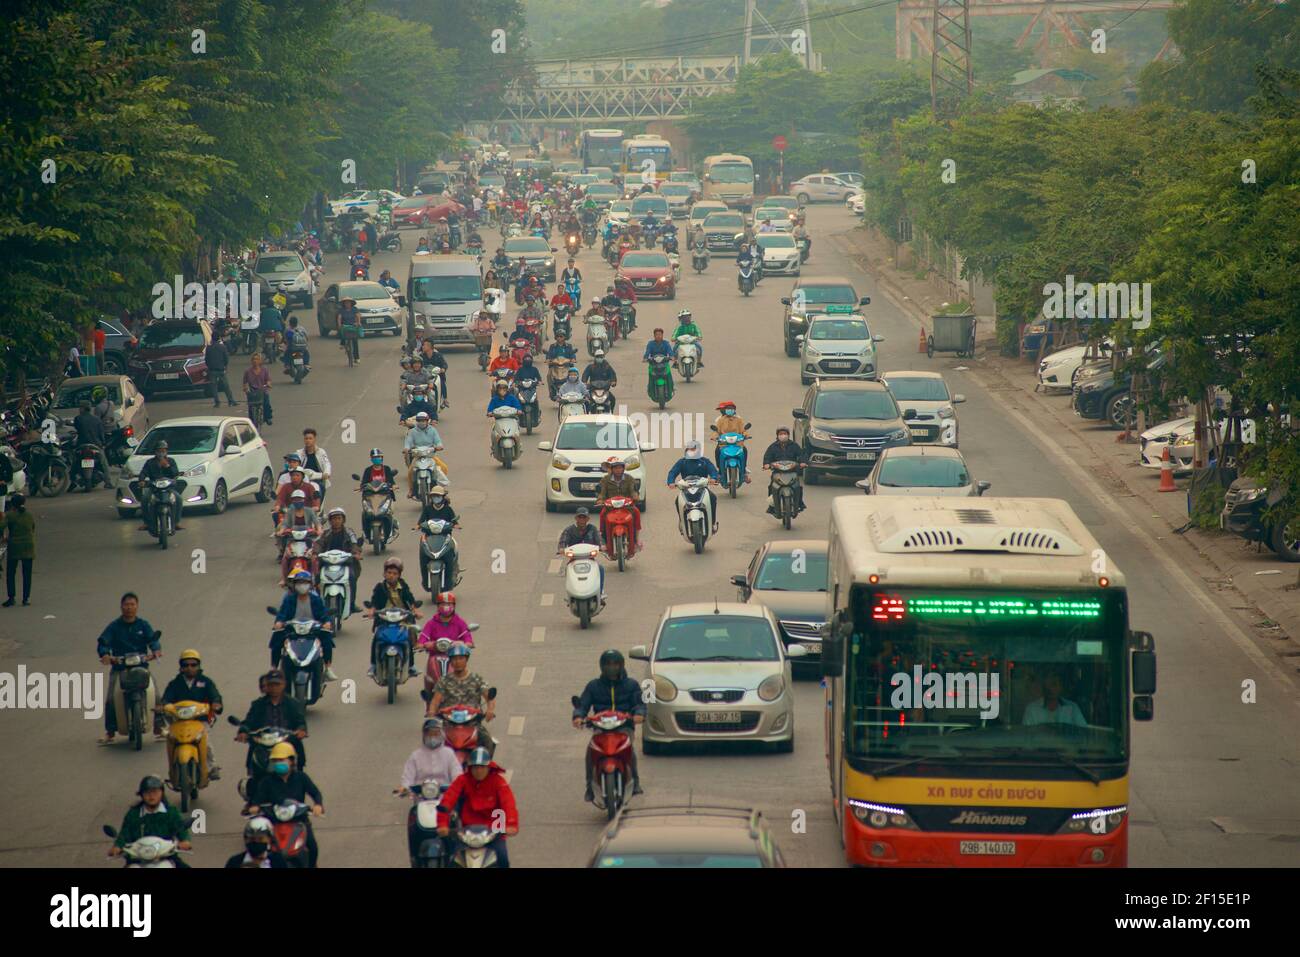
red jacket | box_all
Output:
[437,763,519,831]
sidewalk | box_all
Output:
[833,224,1300,659]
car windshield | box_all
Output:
[632,198,669,216]
[256,256,303,275]
[139,426,218,456]
[597,853,763,868]
[660,186,692,197]
[505,239,550,254]
[342,282,391,301]
[56,381,122,407]
[140,324,205,349]
[621,253,669,269]
[813,390,899,421]
[755,552,829,591]
[810,320,868,341]
[655,615,779,662]
[796,284,857,306]
[877,456,969,488]
[609,202,631,214]
[710,163,753,184]
[765,196,798,209]
[758,235,796,249]
[588,186,619,198]
[704,214,744,230]
[886,377,950,402]
[412,275,482,302]
[480,175,505,187]
[555,421,638,451]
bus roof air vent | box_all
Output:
[954,509,996,524]
[873,524,1085,556]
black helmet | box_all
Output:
[599,649,625,681]
[137,774,165,795]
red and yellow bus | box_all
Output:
[823,496,1157,867]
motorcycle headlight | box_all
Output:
[937,406,955,419]
[757,674,785,702]
[623,455,641,470]
[887,429,910,442]
[809,427,832,441]
[183,462,208,477]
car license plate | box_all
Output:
[81,458,95,469]
[694,711,741,724]
[846,451,875,461]
[635,280,652,287]
[155,372,180,380]
[826,361,855,369]
[960,841,1016,856]
[804,642,822,654]
[365,316,386,325]
[580,481,599,491]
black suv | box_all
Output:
[791,379,912,484]
[1072,351,1166,430]
[780,277,870,356]
[1221,476,1299,561]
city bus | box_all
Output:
[580,128,625,171]
[622,135,672,184]
[822,496,1157,867]
[701,153,755,210]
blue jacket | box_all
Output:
[574,675,646,719]
[487,394,524,413]
[667,457,720,484]
[275,590,329,625]
[546,343,577,362]
[643,339,673,361]
[97,617,161,660]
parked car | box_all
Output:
[97,317,139,375]
[116,416,274,517]
[126,320,212,398]
[391,195,465,229]
[880,370,964,447]
[797,310,883,385]
[317,281,404,338]
[756,233,802,277]
[616,251,676,299]
[1037,340,1113,392]
[791,378,911,484]
[781,276,870,357]
[790,174,857,204]
[588,805,786,868]
[328,189,404,219]
[856,446,989,497]
[1072,351,1166,430]
[833,172,864,188]
[537,415,654,512]
[629,603,804,753]
[845,191,865,215]
[253,251,314,309]
[1142,415,1254,473]
[730,540,828,673]
[503,236,558,282]
[1221,476,1298,561]
[49,375,150,438]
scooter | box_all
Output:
[381,229,403,252]
[797,236,810,263]
[420,624,480,692]
[563,276,582,306]
[101,826,187,868]
[603,305,621,345]
[571,700,635,821]
[158,700,212,813]
[419,518,460,593]
[352,475,396,554]
[618,297,637,333]
[449,825,503,868]
[547,357,571,400]
[286,346,309,384]
[139,477,185,550]
[674,333,701,382]
[557,386,588,423]
[108,650,158,751]
[72,441,107,493]
[738,262,756,296]
[647,354,674,409]
[489,406,522,469]
[402,780,450,868]
[585,384,615,416]
[516,378,542,434]
[265,799,314,868]
[601,496,639,572]
[226,714,295,802]
[316,549,355,633]
[372,605,417,704]
[240,313,261,354]
[661,232,679,256]
[582,223,598,248]
[767,460,803,530]
[269,610,326,706]
[691,243,709,273]
[409,446,445,506]
[564,233,581,257]
[712,423,752,498]
[551,305,573,343]
[351,263,370,281]
[675,475,715,554]
[562,542,605,629]
[585,313,609,357]
[262,329,282,361]
[438,687,498,767]
[280,528,317,581]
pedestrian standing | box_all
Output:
[65,343,83,378]
[205,336,237,407]
[92,324,107,376]
[366,218,379,255]
[2,494,35,607]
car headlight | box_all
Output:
[757,674,784,702]
[623,455,641,470]
[544,259,554,267]
[1173,434,1194,447]
[809,427,832,442]
[652,674,677,702]
[804,346,820,358]
[1238,486,1267,503]
[182,462,208,478]
[858,345,874,357]
[887,429,909,442]
[1058,806,1127,835]
[937,406,955,419]
[551,454,571,470]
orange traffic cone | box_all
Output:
[1157,445,1178,492]
[918,326,928,354]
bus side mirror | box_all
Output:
[1130,629,1156,720]
[820,617,847,678]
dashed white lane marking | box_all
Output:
[548,559,562,574]
[530,626,546,644]
[519,667,536,686]
[507,716,526,736]
[540,593,555,607]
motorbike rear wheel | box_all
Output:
[781,496,793,531]
[157,510,170,550]
[39,461,70,497]
[603,771,621,821]
[727,467,739,499]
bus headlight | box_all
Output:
[848,800,919,830]
[1059,806,1127,835]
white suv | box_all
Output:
[253,251,315,308]
[537,414,655,511]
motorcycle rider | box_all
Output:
[793,220,811,258]
[258,297,285,354]
[272,569,337,679]
[582,350,617,407]
[596,458,641,554]
[417,339,451,407]
[639,209,661,243]
[365,556,422,678]
[612,276,638,329]
[486,344,519,379]
[508,313,541,356]
[403,411,448,500]
[418,484,460,528]
[297,428,332,506]
[108,775,193,864]
[490,247,510,276]
[424,642,497,754]
[276,490,323,586]
[545,334,578,399]
[758,216,777,234]
[378,269,400,294]
[711,400,752,483]
[247,742,324,868]
[690,223,706,250]
[399,717,463,863]
[400,353,433,398]
[486,378,523,415]
[159,648,223,779]
[556,366,588,402]
[236,669,308,769]
[417,592,473,667]
[560,257,582,292]
[515,352,543,397]
[642,326,674,367]
[132,440,184,532]
[549,284,575,320]
[273,468,321,533]
[431,216,451,249]
[416,236,431,255]
[762,426,807,514]
[281,315,310,375]
[226,816,288,868]
[72,399,111,490]
[436,747,519,867]
[736,242,757,290]
[666,441,722,534]
[96,592,163,744]
[670,308,703,368]
[573,649,646,800]
[557,506,604,598]
[312,507,363,613]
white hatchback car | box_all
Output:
[537,414,655,512]
[756,232,801,276]
[1037,340,1113,393]
[116,416,275,518]
[880,370,965,447]
[845,190,865,214]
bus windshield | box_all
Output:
[845,587,1127,766]
[710,163,753,184]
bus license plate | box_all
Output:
[155,373,180,380]
[695,711,741,724]
[960,841,1016,856]
[846,451,875,461]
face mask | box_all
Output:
[270,761,290,775]
[371,459,382,466]
[245,841,269,857]
[294,584,310,595]
[423,735,444,750]
[431,497,444,507]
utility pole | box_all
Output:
[744,0,816,70]
[930,0,973,119]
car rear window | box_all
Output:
[755,553,828,591]
[796,284,857,305]
[57,382,122,406]
[256,256,303,275]
[885,377,950,402]
[877,456,969,488]
[655,616,779,662]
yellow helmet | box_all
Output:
[178,649,201,664]
[268,742,296,761]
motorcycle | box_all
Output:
[106,425,136,469]
[675,475,716,554]
[475,330,495,371]
[438,687,498,767]
[420,624,480,691]
[140,477,185,549]
[661,232,679,255]
[547,358,572,401]
[797,235,810,263]
[403,780,450,869]
[101,826,187,868]
[674,333,701,383]
[507,333,534,367]
[564,276,582,306]
[73,441,107,493]
[316,549,355,633]
[108,650,158,751]
[691,243,709,273]
[489,406,522,469]
[287,345,309,384]
[585,383,615,416]
[240,313,261,353]
[419,518,460,593]
[561,542,604,629]
[564,233,581,257]
[516,378,542,434]
[647,354,674,409]
[618,297,637,333]
[261,329,281,361]
[713,424,752,499]
[19,426,70,498]
[264,799,314,868]
[353,476,396,554]
[372,606,417,704]
[582,223,598,248]
[572,700,635,821]
[351,263,370,280]
[281,528,317,582]
[268,609,326,706]
[551,304,573,342]
[767,460,803,530]
[449,825,503,868]
[557,386,588,424]
[158,700,212,813]
[409,446,445,507]
[226,715,295,802]
[738,262,756,296]
[584,313,609,358]
[601,495,639,572]
[381,229,403,252]
[602,305,622,345]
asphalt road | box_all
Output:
[1,205,1297,868]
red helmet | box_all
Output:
[605,456,626,470]
[435,591,456,615]
[716,400,736,412]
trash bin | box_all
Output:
[927,314,977,359]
